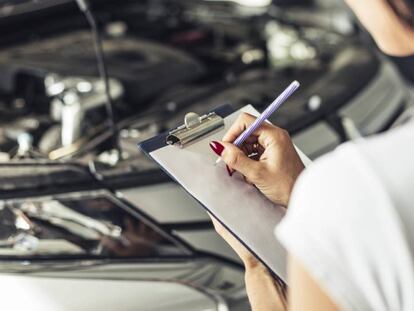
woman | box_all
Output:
[208,1,414,310]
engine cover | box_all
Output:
[0,31,205,103]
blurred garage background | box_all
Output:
[0,0,412,310]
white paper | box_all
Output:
[150,105,311,281]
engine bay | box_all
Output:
[0,0,382,195]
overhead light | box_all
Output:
[206,0,272,8]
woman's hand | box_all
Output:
[210,112,305,207]
[209,214,287,311]
[209,213,260,268]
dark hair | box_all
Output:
[386,0,414,27]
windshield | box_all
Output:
[0,191,190,260]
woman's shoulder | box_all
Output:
[276,121,414,311]
[297,120,414,207]
[288,139,380,213]
[283,121,414,241]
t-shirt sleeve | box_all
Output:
[275,144,414,311]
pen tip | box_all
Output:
[215,158,221,165]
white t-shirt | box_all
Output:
[276,120,414,311]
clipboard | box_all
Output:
[139,104,311,282]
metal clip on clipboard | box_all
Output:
[166,112,224,148]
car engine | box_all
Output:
[0,0,394,197]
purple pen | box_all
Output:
[215,80,300,165]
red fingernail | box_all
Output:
[226,165,233,177]
[209,141,225,156]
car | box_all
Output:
[0,0,412,310]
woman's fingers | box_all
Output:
[222,112,256,143]
[240,142,264,157]
[220,142,263,182]
[223,113,272,143]
[222,112,286,150]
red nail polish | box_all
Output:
[209,141,225,156]
[226,165,233,177]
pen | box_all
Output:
[215,80,300,165]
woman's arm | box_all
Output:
[209,216,287,310]
[245,257,342,311]
[288,256,341,311]
[211,216,341,311]
[244,262,286,311]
